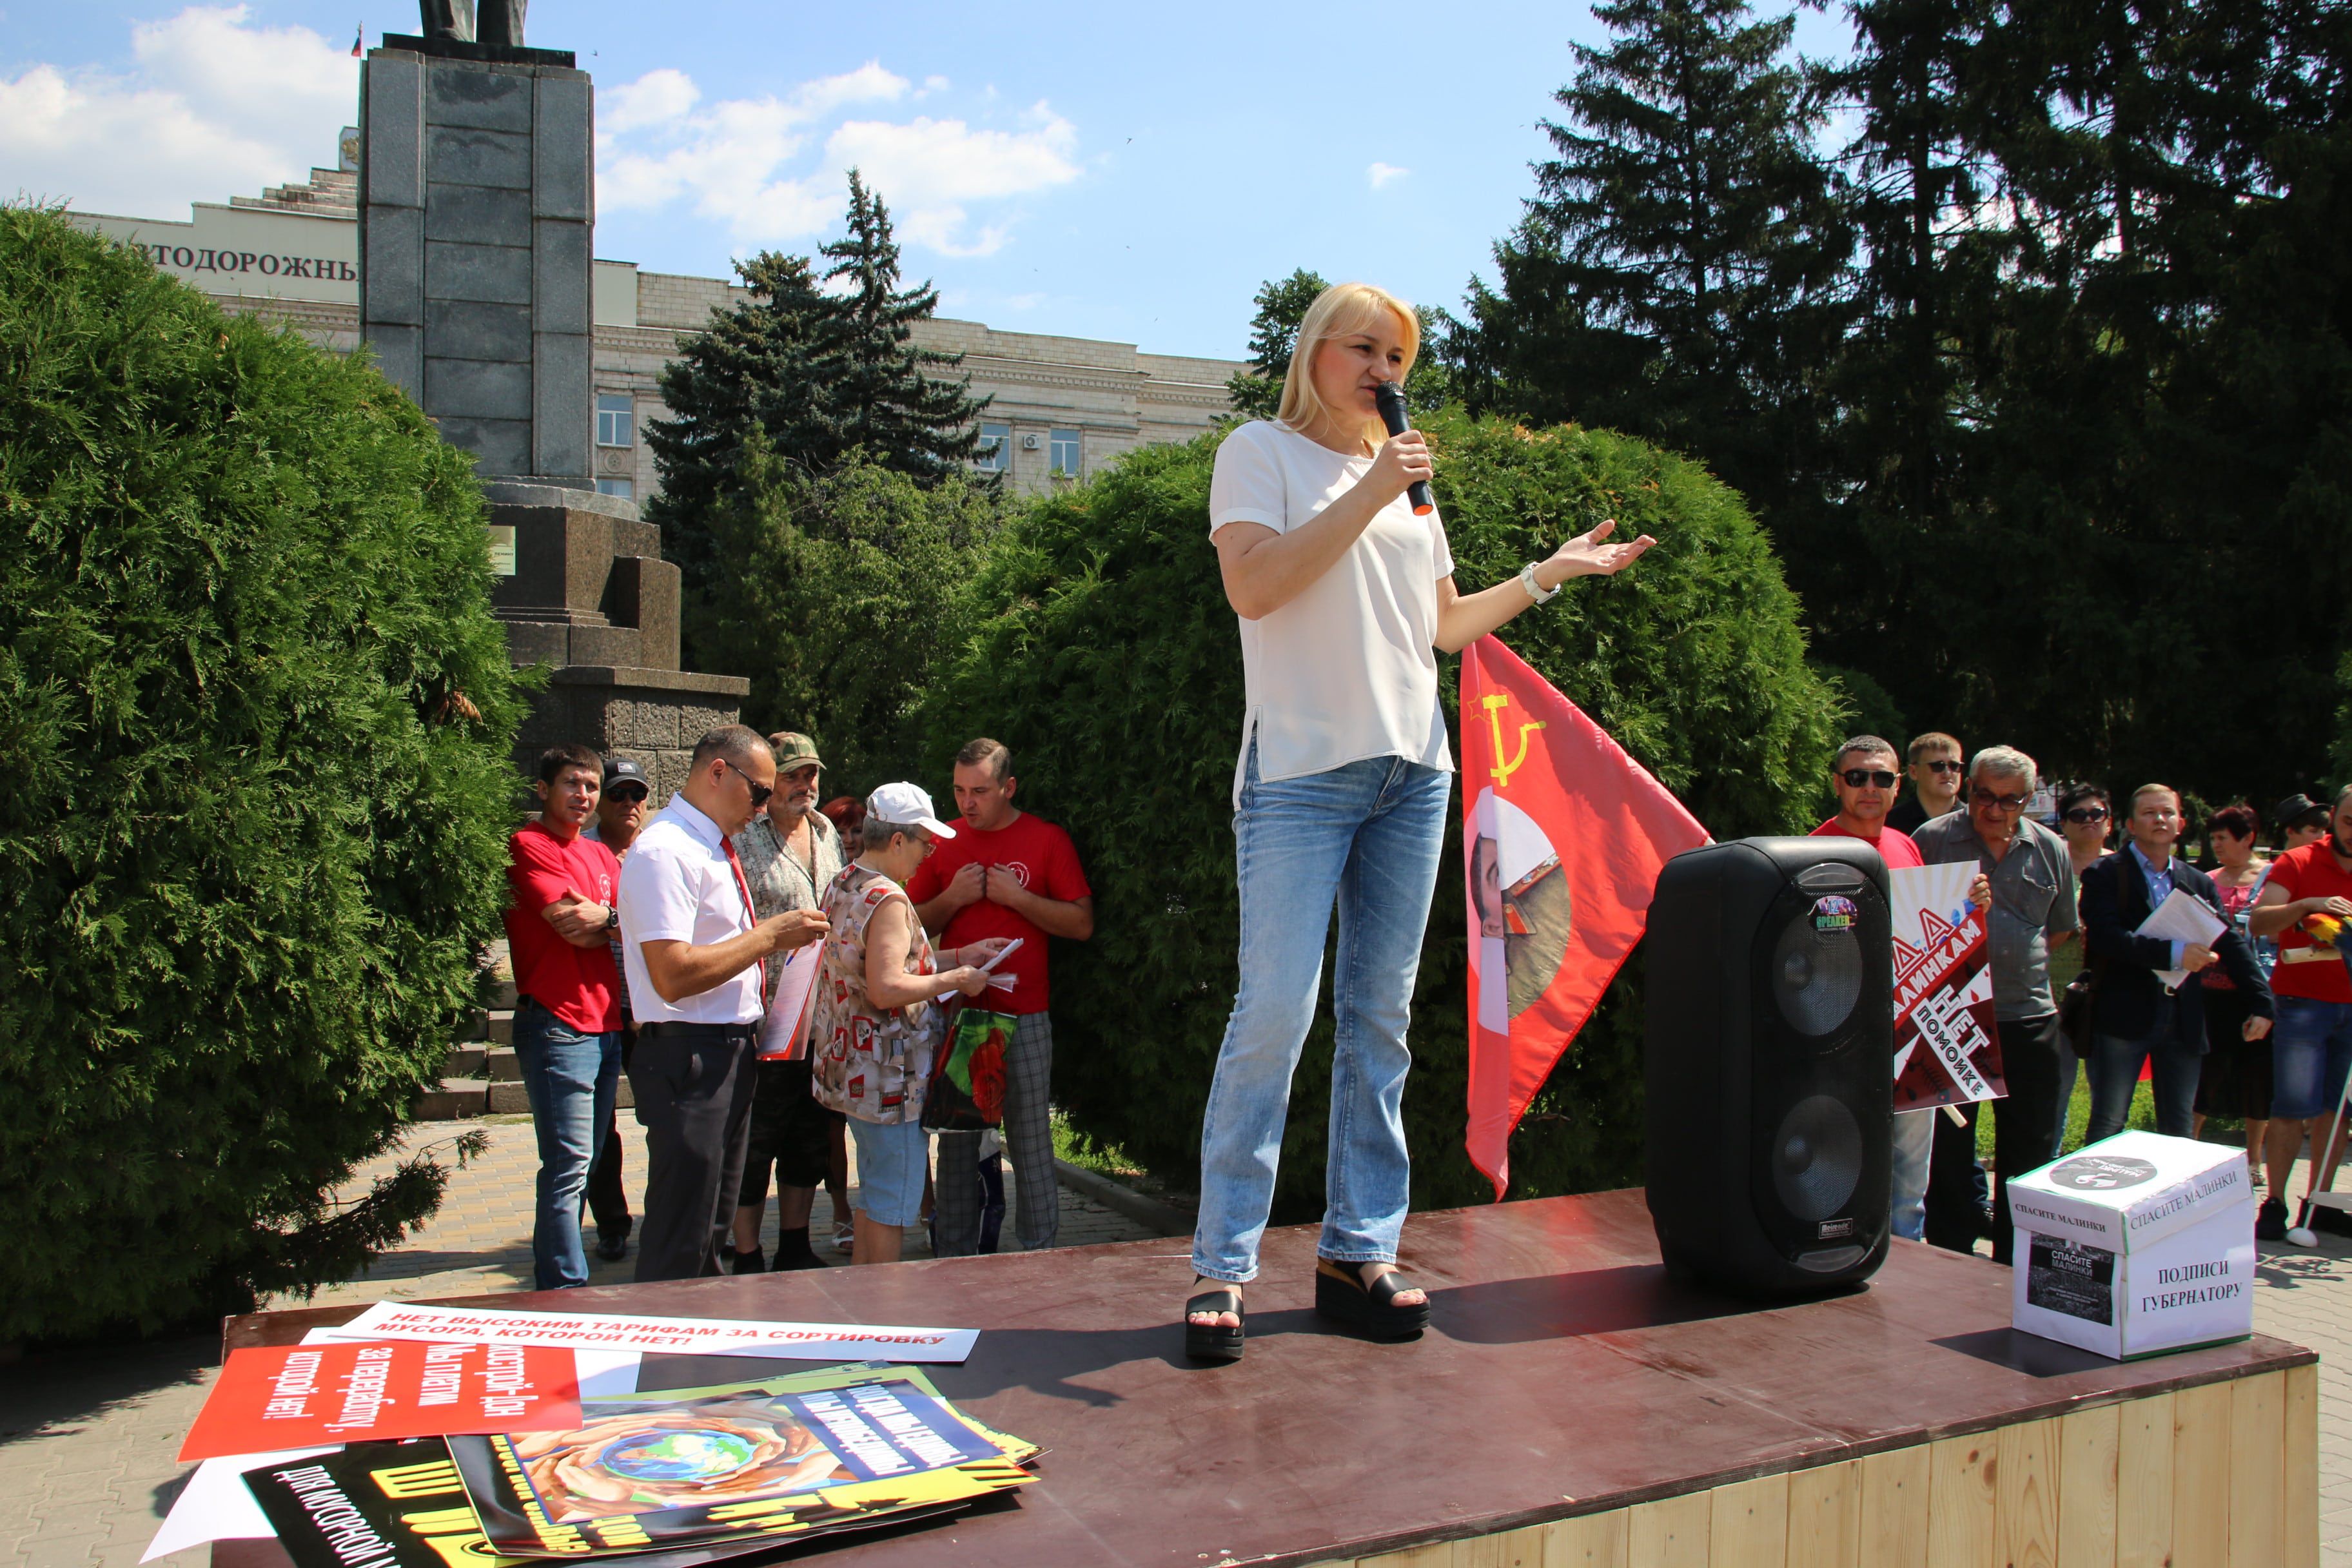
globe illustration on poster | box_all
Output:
[598,1428,761,1484]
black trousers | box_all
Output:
[628,1025,760,1283]
[1924,1012,2064,1264]
[586,1025,635,1237]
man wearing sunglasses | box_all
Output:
[1913,746,2079,1264]
[1887,731,1966,836]
[1810,737,1992,1243]
[616,725,831,1282]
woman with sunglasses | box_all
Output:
[2046,783,2114,1151]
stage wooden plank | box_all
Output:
[1994,1418,2059,1568]
[2286,1362,2320,1568]
[1784,1459,1860,1568]
[2169,1380,2231,1568]
[1357,1542,1453,1568]
[1857,1444,1930,1568]
[2116,1389,2175,1568]
[2053,1403,2119,1568]
[1625,1491,1711,1568]
[1707,1473,1788,1568]
[1924,1433,1997,1568]
[1542,1510,1629,1567]
[2229,1370,2286,1567]
[1456,1523,1541,1568]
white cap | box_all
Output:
[867,781,956,838]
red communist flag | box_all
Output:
[1462,635,1709,1198]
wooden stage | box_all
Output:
[220,1188,2317,1568]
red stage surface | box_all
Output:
[219,1188,2314,1568]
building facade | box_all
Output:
[71,155,1244,505]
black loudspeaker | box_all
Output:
[1644,837,1892,1296]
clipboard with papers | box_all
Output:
[756,943,823,1061]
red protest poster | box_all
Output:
[1461,635,1709,1197]
[1888,861,2004,1112]
[179,1340,579,1461]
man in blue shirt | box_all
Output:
[2079,785,2273,1142]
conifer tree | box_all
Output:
[1456,0,1853,566]
[814,171,990,478]
[643,173,986,604]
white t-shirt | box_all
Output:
[616,795,763,1026]
[1208,419,1455,805]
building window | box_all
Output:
[1049,427,1081,477]
[596,478,634,501]
[596,393,634,448]
[975,422,1010,473]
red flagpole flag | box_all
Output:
[1462,634,1709,1199]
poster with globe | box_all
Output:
[449,1371,1032,1556]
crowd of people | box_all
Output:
[1813,730,2352,1251]
[498,727,1092,1290]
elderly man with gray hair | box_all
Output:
[1913,745,2079,1264]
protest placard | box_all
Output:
[338,1300,979,1361]
[179,1342,578,1462]
[1887,861,2003,1112]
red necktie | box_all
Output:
[722,836,771,1010]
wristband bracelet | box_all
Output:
[1519,562,1562,605]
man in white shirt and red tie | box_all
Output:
[617,726,829,1282]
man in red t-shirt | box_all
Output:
[502,743,625,1289]
[2250,785,2352,1235]
[909,738,1095,1255]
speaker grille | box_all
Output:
[1771,916,1862,1035]
[1771,1094,1863,1221]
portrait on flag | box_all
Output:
[1887,861,2003,1111]
[1462,636,1709,1197]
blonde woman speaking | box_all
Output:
[1186,281,1654,1362]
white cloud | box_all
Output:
[1,5,355,215]
[1367,162,1410,190]
[603,68,699,133]
[601,72,1079,255]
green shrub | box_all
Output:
[698,437,1006,794]
[928,409,1841,1216]
[0,208,521,1342]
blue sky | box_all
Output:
[2,1,1854,360]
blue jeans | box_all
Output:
[2271,996,2352,1121]
[1890,1109,1932,1241]
[2086,1013,2200,1141]
[513,1004,621,1290]
[1192,746,1451,1284]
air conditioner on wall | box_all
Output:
[1021,433,1043,449]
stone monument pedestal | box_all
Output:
[485,483,749,793]
[359,35,749,790]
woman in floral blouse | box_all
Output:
[810,783,1004,1264]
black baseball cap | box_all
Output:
[603,756,651,797]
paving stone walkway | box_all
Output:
[6,1146,2349,1567]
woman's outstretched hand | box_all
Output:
[1545,519,1656,580]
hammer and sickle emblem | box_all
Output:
[1482,694,1547,789]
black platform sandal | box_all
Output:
[1314,1259,1430,1340]
[1183,1282,1245,1363]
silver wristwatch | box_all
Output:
[1519,562,1562,605]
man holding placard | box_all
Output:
[729,732,847,1273]
[2079,784,2273,1143]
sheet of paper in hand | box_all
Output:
[1888,861,2003,1112]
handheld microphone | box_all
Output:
[1371,381,1434,516]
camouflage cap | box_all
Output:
[769,731,823,771]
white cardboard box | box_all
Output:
[2005,1130,2255,1360]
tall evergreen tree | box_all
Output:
[1225,269,1329,420]
[1455,0,1855,563]
[814,171,990,477]
[643,173,988,607]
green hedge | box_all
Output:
[0,208,521,1341]
[928,411,1842,1217]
